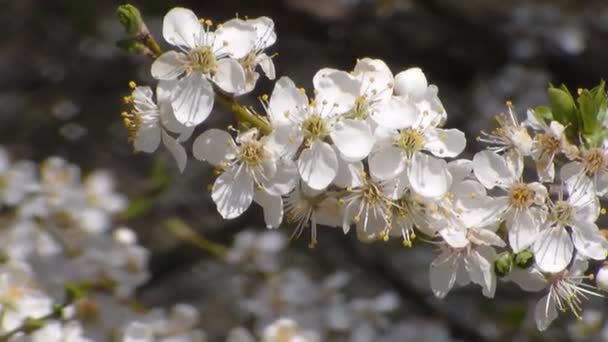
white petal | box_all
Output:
[439,227,468,248]
[263,158,297,196]
[248,17,276,47]
[506,267,546,292]
[313,69,359,115]
[134,125,161,153]
[151,51,187,80]
[394,67,428,98]
[268,77,308,125]
[353,58,393,101]
[473,150,515,190]
[257,53,275,80]
[254,190,283,229]
[448,159,473,183]
[429,253,458,298]
[507,208,540,253]
[369,147,405,181]
[465,247,496,298]
[333,159,364,189]
[213,58,247,94]
[468,228,506,248]
[171,72,215,127]
[330,119,374,161]
[214,19,256,59]
[161,130,188,173]
[192,129,236,166]
[571,221,608,260]
[532,226,573,273]
[298,141,338,190]
[534,294,558,331]
[424,128,466,158]
[212,166,254,219]
[162,7,201,49]
[408,153,452,199]
[370,97,419,129]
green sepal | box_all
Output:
[117,4,147,37]
[547,85,579,141]
[578,80,607,145]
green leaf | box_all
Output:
[547,85,579,141]
[576,81,607,145]
[533,106,553,122]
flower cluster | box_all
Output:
[117,5,608,335]
[0,147,206,341]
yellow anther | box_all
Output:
[346,187,353,192]
[283,111,290,118]
[601,208,607,215]
[128,81,137,89]
[204,19,213,26]
[206,184,213,192]
[506,100,513,107]
[577,88,583,95]
[402,240,412,248]
[123,96,133,104]
[353,215,361,224]
[299,87,306,94]
[261,94,269,102]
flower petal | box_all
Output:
[534,294,558,331]
[298,141,338,190]
[394,67,428,98]
[171,72,215,127]
[151,51,187,80]
[465,247,496,298]
[192,129,236,166]
[370,97,419,129]
[424,128,466,158]
[211,167,254,219]
[473,150,515,190]
[213,58,247,94]
[268,77,308,125]
[263,158,297,196]
[134,125,161,153]
[353,58,393,101]
[214,19,256,59]
[429,252,458,298]
[257,53,275,80]
[161,130,188,173]
[369,146,405,181]
[532,226,573,273]
[506,208,540,253]
[162,7,201,49]
[408,153,451,199]
[254,190,283,229]
[571,221,608,260]
[333,158,364,189]
[313,69,359,115]
[330,119,375,161]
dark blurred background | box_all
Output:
[3,0,608,341]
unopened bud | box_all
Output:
[494,251,513,277]
[514,249,534,269]
[117,4,148,37]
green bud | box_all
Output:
[514,249,534,269]
[494,251,513,277]
[117,4,148,37]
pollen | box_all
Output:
[239,140,266,167]
[189,46,218,76]
[128,81,137,89]
[582,148,607,175]
[396,128,425,157]
[508,182,534,209]
[301,114,329,142]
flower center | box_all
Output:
[509,182,534,208]
[552,200,573,224]
[537,133,561,154]
[397,129,425,157]
[347,96,369,120]
[301,114,329,144]
[189,47,218,76]
[239,140,265,167]
[582,148,606,175]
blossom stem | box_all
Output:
[165,218,228,258]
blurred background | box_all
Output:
[3,0,608,340]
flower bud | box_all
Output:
[514,249,534,269]
[596,263,608,292]
[494,251,513,277]
[117,4,148,37]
